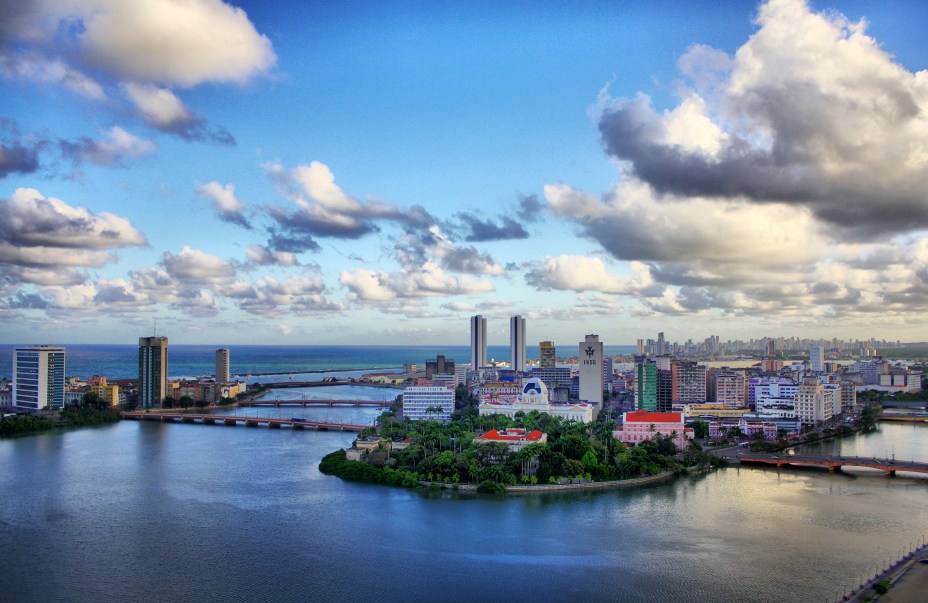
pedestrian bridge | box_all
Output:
[735,452,928,476]
[121,411,368,432]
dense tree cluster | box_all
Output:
[321,402,721,492]
[1,393,121,436]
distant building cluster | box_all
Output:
[2,340,246,412]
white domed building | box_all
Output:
[479,377,594,423]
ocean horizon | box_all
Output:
[0,343,638,381]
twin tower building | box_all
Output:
[469,315,604,408]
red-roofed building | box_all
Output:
[613,410,692,449]
[475,428,548,451]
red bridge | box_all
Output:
[239,399,391,407]
[121,411,369,432]
[735,453,928,477]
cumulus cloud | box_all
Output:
[596,0,928,239]
[161,246,236,284]
[59,126,156,167]
[244,244,300,267]
[0,187,147,286]
[195,181,250,229]
[266,160,435,243]
[340,263,494,303]
[0,50,105,99]
[238,276,342,316]
[125,83,234,144]
[1,0,274,144]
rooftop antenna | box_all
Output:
[153,318,157,337]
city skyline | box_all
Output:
[2,0,928,345]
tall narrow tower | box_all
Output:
[579,334,604,410]
[470,315,487,370]
[139,336,169,408]
[509,315,526,373]
[216,348,230,382]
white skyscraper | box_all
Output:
[509,315,526,373]
[810,345,825,372]
[13,346,66,410]
[579,334,604,410]
[470,315,487,370]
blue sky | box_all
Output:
[2,0,928,347]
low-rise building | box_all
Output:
[613,410,692,449]
[478,377,594,423]
[474,428,547,452]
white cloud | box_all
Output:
[124,83,197,130]
[71,0,276,87]
[162,246,236,283]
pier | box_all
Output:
[121,411,369,432]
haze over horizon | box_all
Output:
[2,0,928,346]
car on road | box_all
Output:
[291,417,307,422]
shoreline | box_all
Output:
[418,467,713,494]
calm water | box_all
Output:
[1,402,927,602]
[0,344,639,381]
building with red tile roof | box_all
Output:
[613,410,693,449]
[475,428,548,451]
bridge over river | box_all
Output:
[732,452,928,477]
[121,411,369,432]
[238,399,390,408]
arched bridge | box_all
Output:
[735,452,928,477]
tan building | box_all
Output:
[795,380,834,426]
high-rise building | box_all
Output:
[139,336,169,408]
[657,332,666,356]
[509,315,526,373]
[672,361,707,403]
[470,315,487,370]
[539,341,556,369]
[636,339,645,355]
[636,360,657,411]
[13,346,66,410]
[579,334,603,408]
[216,348,230,382]
[810,345,824,372]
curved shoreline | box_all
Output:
[417,466,712,494]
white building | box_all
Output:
[579,334,603,410]
[810,345,824,372]
[470,315,487,370]
[13,346,66,410]
[479,377,594,423]
[402,385,454,421]
[510,315,526,373]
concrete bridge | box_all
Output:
[121,411,368,432]
[734,452,928,477]
[239,399,390,408]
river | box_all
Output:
[1,401,926,602]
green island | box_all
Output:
[0,393,121,436]
[319,392,724,494]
